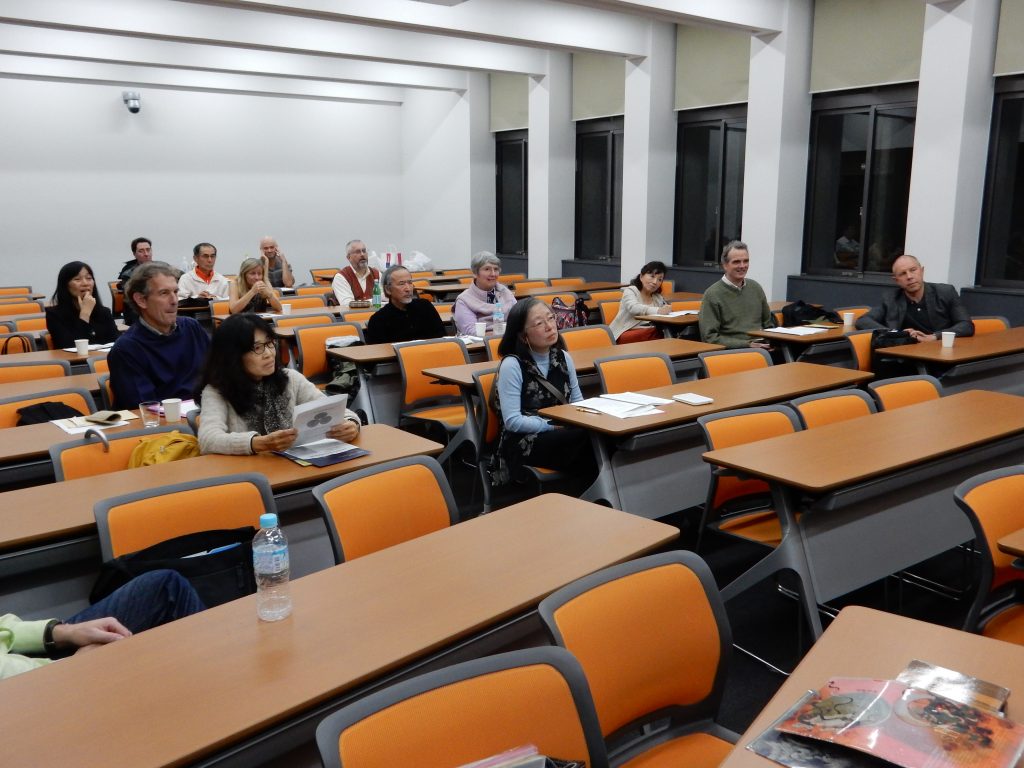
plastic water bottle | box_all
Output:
[371,280,382,309]
[253,513,292,621]
[492,304,505,336]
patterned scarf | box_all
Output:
[242,378,291,435]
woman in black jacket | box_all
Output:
[45,261,119,349]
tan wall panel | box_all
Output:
[490,72,529,132]
[675,24,750,111]
[996,0,1024,76]
[572,52,625,121]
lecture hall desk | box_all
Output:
[703,389,1024,637]
[721,606,1024,768]
[0,496,678,768]
[540,362,872,518]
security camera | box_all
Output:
[122,91,141,114]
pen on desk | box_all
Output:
[576,406,600,414]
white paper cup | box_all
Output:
[162,398,182,423]
[281,303,292,315]
[74,338,90,356]
[474,321,487,337]
[139,401,161,428]
[842,312,854,328]
[941,331,955,348]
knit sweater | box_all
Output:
[452,282,517,335]
[608,285,667,340]
[698,278,774,348]
[108,316,210,409]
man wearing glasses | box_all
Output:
[332,239,380,310]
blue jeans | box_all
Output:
[69,570,205,632]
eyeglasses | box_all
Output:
[349,248,368,255]
[527,314,558,330]
[250,340,277,355]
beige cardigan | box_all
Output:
[608,285,667,340]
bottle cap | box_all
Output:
[259,513,278,529]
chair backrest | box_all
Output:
[0,301,44,316]
[210,299,230,317]
[294,286,335,298]
[93,472,275,561]
[954,467,1024,632]
[537,292,577,307]
[589,290,623,303]
[845,329,874,372]
[0,387,97,428]
[698,348,773,378]
[312,456,458,564]
[560,325,614,352]
[515,280,547,291]
[281,295,328,310]
[87,355,110,374]
[440,268,472,276]
[13,317,46,332]
[496,273,526,284]
[50,425,192,481]
[0,359,71,383]
[108,281,125,316]
[341,310,375,324]
[97,372,114,410]
[273,313,337,329]
[485,336,503,361]
[0,286,32,296]
[310,267,341,283]
[598,300,620,326]
[867,374,942,411]
[409,271,434,278]
[394,338,468,409]
[538,552,730,743]
[594,353,675,394]
[456,276,474,284]
[661,279,675,293]
[834,306,871,322]
[0,332,35,354]
[971,315,1010,335]
[550,277,585,289]
[294,322,362,381]
[473,370,501,448]
[791,388,877,429]
[698,405,801,512]
[670,299,701,312]
[315,647,608,768]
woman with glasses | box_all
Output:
[197,314,360,454]
[452,251,517,336]
[493,297,596,480]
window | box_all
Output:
[673,107,746,267]
[575,117,623,261]
[979,80,1024,285]
[803,88,916,275]
[496,130,527,256]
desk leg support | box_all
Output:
[580,434,620,509]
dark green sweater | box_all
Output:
[698,278,774,348]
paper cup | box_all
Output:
[162,398,182,423]
[281,303,292,315]
[842,312,854,328]
[74,339,90,356]
[941,331,955,348]
[139,401,161,428]
[474,321,487,337]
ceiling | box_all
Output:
[0,0,780,105]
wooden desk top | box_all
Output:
[0,425,442,553]
[721,606,1024,767]
[542,363,872,437]
[514,282,626,298]
[272,311,453,339]
[0,496,677,768]
[0,416,151,464]
[328,338,483,365]
[422,338,722,388]
[8,348,108,365]
[704,390,1024,493]
[998,528,1024,557]
[647,312,699,327]
[749,325,849,345]
[878,325,1024,364]
[0,372,101,401]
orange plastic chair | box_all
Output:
[539,552,736,767]
[515,280,548,291]
[394,339,469,462]
[87,356,109,374]
[0,332,36,354]
[971,316,1010,335]
[209,299,230,318]
[550,277,585,289]
[955,467,1024,645]
[409,271,434,278]
[0,387,97,428]
[293,286,335,299]
[594,353,675,394]
[13,317,46,332]
[485,336,503,361]
[598,301,620,326]
[845,329,874,372]
[696,405,802,549]
[698,348,772,378]
[867,374,942,411]
[0,286,32,296]
[315,647,608,768]
[834,306,870,322]
[294,322,362,383]
[790,388,876,429]
[0,301,44,317]
[93,472,275,561]
[50,425,193,481]
[341,310,375,324]
[108,281,125,317]
[312,456,458,564]
[310,267,340,284]
[589,290,623,303]
[97,372,114,409]
[671,300,701,312]
[661,279,675,293]
[440,268,472,277]
[496,273,526,285]
[0,359,71,383]
[273,314,336,329]
[281,295,328,311]
[560,325,614,352]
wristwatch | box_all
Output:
[43,619,63,655]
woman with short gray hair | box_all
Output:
[453,251,517,335]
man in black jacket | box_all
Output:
[856,254,974,340]
[364,265,445,344]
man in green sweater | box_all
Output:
[698,240,775,349]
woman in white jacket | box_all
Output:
[608,260,671,343]
[197,314,361,454]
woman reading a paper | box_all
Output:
[608,260,670,343]
[493,298,597,484]
[197,314,360,454]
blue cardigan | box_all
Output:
[108,317,210,409]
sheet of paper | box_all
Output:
[146,399,199,416]
[282,438,356,461]
[52,418,130,434]
[602,391,673,406]
[62,342,116,352]
[325,336,361,348]
[292,393,348,446]
[665,309,698,317]
[574,397,663,419]
[765,326,828,336]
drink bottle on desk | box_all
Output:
[253,513,292,621]
[371,280,382,309]
[492,305,505,335]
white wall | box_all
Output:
[0,79,404,292]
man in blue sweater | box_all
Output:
[109,262,210,410]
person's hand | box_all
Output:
[749,340,773,351]
[79,291,97,320]
[252,429,298,452]
[327,419,360,443]
[656,305,671,315]
[907,329,936,342]
[198,290,215,299]
[53,618,131,651]
[253,280,271,298]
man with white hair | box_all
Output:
[332,239,379,310]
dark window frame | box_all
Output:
[673,104,748,269]
[574,116,624,263]
[495,129,528,257]
[802,85,918,278]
